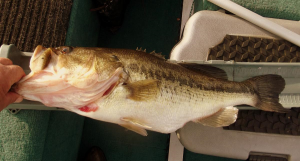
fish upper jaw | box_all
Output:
[32,45,45,58]
[29,46,59,73]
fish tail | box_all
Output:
[244,74,289,113]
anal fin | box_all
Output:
[194,106,238,127]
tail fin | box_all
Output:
[244,74,289,113]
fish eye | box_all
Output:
[61,46,73,54]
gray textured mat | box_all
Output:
[0,0,72,51]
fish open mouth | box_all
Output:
[16,45,127,111]
[16,71,121,111]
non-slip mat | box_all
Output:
[208,35,300,62]
[224,108,300,136]
[0,0,72,51]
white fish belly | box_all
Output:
[77,85,256,134]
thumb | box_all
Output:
[3,92,23,107]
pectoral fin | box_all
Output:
[119,124,148,136]
[124,79,160,101]
[194,106,238,127]
[119,117,152,136]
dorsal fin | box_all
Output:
[149,50,165,59]
[136,47,147,52]
[136,47,165,59]
[179,63,228,80]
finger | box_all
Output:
[0,57,13,65]
[5,65,26,86]
[14,95,23,103]
[1,92,20,110]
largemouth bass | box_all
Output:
[15,45,288,136]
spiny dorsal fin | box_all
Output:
[136,47,165,59]
[194,106,238,127]
[150,50,165,59]
[136,47,147,52]
[124,79,160,101]
[179,63,228,80]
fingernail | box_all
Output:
[14,96,23,103]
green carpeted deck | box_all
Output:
[0,110,84,161]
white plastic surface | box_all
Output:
[208,0,300,47]
[168,132,184,161]
[178,123,299,160]
[171,11,300,61]
[171,10,300,161]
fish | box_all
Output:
[14,45,289,136]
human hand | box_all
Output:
[0,58,25,111]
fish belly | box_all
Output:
[78,85,255,134]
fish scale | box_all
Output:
[15,46,289,135]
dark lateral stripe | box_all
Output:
[126,63,255,94]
